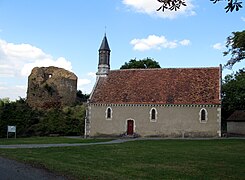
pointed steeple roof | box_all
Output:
[99,34,110,51]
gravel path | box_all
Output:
[1,137,244,149]
[0,139,136,149]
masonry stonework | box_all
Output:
[87,105,221,137]
[27,66,77,109]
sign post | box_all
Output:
[7,126,16,139]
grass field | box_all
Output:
[0,137,112,145]
[0,139,244,179]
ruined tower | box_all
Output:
[27,66,77,109]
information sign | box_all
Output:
[7,125,16,138]
[8,126,16,133]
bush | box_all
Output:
[0,98,86,137]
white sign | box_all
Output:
[8,126,16,133]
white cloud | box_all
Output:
[87,72,96,78]
[0,39,74,100]
[16,85,27,90]
[0,82,7,90]
[21,57,72,76]
[77,73,97,94]
[0,86,7,90]
[0,39,73,78]
[212,43,224,50]
[130,35,191,51]
[242,17,245,22]
[0,85,27,100]
[78,78,91,87]
[179,39,191,46]
[77,76,95,94]
[122,0,196,19]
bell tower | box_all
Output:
[96,34,110,77]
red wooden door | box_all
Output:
[127,120,134,135]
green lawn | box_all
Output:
[0,136,112,145]
[0,139,244,179]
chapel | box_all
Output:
[85,35,222,138]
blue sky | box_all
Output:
[0,0,244,100]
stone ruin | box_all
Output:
[27,66,77,109]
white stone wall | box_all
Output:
[86,104,221,137]
[227,122,245,135]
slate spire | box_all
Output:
[99,34,110,51]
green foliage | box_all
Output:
[76,90,90,103]
[157,0,243,13]
[0,98,10,107]
[120,58,161,69]
[211,0,243,12]
[157,0,186,12]
[0,97,40,138]
[224,30,245,68]
[62,105,85,135]
[222,69,245,119]
[0,98,86,138]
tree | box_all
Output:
[224,30,245,69]
[76,90,90,103]
[156,0,243,13]
[0,97,41,137]
[211,0,243,12]
[0,98,10,107]
[120,58,161,69]
[222,69,245,120]
[0,97,86,137]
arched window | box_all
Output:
[152,109,156,120]
[106,107,112,120]
[199,108,208,123]
[201,109,206,121]
[150,108,157,122]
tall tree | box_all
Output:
[224,30,245,69]
[0,98,10,107]
[157,0,243,13]
[76,90,90,103]
[120,58,161,69]
[222,69,245,119]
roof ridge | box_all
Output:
[110,66,220,72]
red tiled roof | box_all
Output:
[90,67,221,105]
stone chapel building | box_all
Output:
[85,35,222,138]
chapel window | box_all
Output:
[106,107,112,120]
[199,108,208,123]
[150,108,157,122]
